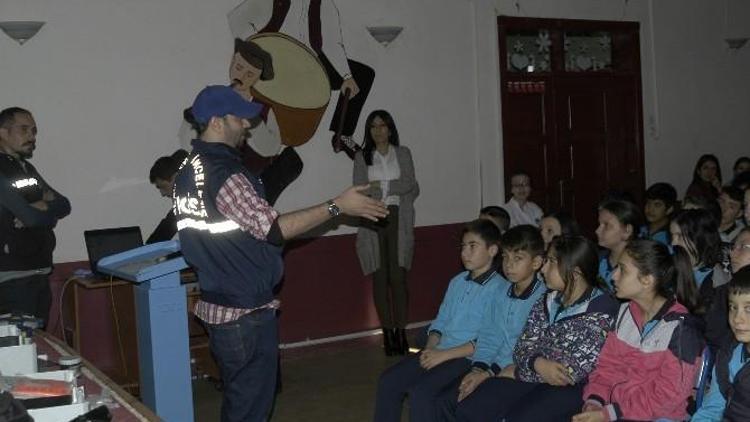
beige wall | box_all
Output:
[494,0,750,194]
[0,0,747,261]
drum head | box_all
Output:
[248,32,330,109]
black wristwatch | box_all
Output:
[326,200,341,217]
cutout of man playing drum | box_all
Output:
[228,0,376,160]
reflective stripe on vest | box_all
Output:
[176,217,240,234]
[12,177,38,189]
[174,153,241,235]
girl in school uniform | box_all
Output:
[596,199,644,291]
[539,210,582,250]
[572,240,704,422]
[671,208,729,350]
[671,209,725,297]
[447,236,619,422]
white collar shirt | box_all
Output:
[368,147,401,206]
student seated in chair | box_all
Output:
[438,225,546,416]
[373,219,504,422]
[692,266,750,421]
[573,240,704,422]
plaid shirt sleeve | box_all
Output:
[215,173,279,240]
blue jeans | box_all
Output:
[205,309,278,422]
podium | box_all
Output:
[97,240,194,422]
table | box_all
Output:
[69,276,139,391]
[35,330,160,421]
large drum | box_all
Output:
[248,32,331,147]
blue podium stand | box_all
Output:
[97,240,194,422]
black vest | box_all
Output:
[0,153,55,270]
[716,342,750,421]
[174,140,283,309]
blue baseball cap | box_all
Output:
[191,85,263,125]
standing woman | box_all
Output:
[354,110,419,356]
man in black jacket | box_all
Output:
[0,107,70,325]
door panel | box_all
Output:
[501,87,554,210]
[556,79,610,233]
[603,79,644,203]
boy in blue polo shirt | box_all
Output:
[374,219,503,422]
[692,266,750,421]
[640,182,677,246]
[438,225,546,416]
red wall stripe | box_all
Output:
[46,223,464,368]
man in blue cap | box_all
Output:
[174,85,387,422]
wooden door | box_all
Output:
[499,17,644,235]
[554,75,644,233]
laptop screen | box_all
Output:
[84,226,144,276]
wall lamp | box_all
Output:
[0,21,46,45]
[366,26,403,47]
[725,37,749,50]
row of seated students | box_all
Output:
[373,181,750,421]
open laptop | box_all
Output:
[84,226,144,277]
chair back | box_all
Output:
[694,346,714,409]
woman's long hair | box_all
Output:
[362,110,400,166]
[691,154,722,186]
[671,209,722,268]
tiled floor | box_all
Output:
[192,333,413,421]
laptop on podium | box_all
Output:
[83,226,143,277]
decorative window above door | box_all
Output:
[506,29,552,73]
[499,18,638,75]
[564,31,612,72]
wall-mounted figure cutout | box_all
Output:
[228,0,376,160]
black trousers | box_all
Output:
[0,273,52,326]
[374,354,471,422]
[372,205,408,329]
[318,54,376,137]
[439,377,584,422]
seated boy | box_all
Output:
[719,186,746,274]
[719,186,745,244]
[692,266,750,421]
[438,225,546,415]
[479,205,511,234]
[731,228,750,274]
[504,171,543,228]
[373,219,504,422]
[641,182,677,245]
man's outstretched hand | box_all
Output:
[335,185,388,221]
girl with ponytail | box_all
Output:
[670,208,724,304]
[671,208,731,350]
[573,240,705,422]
